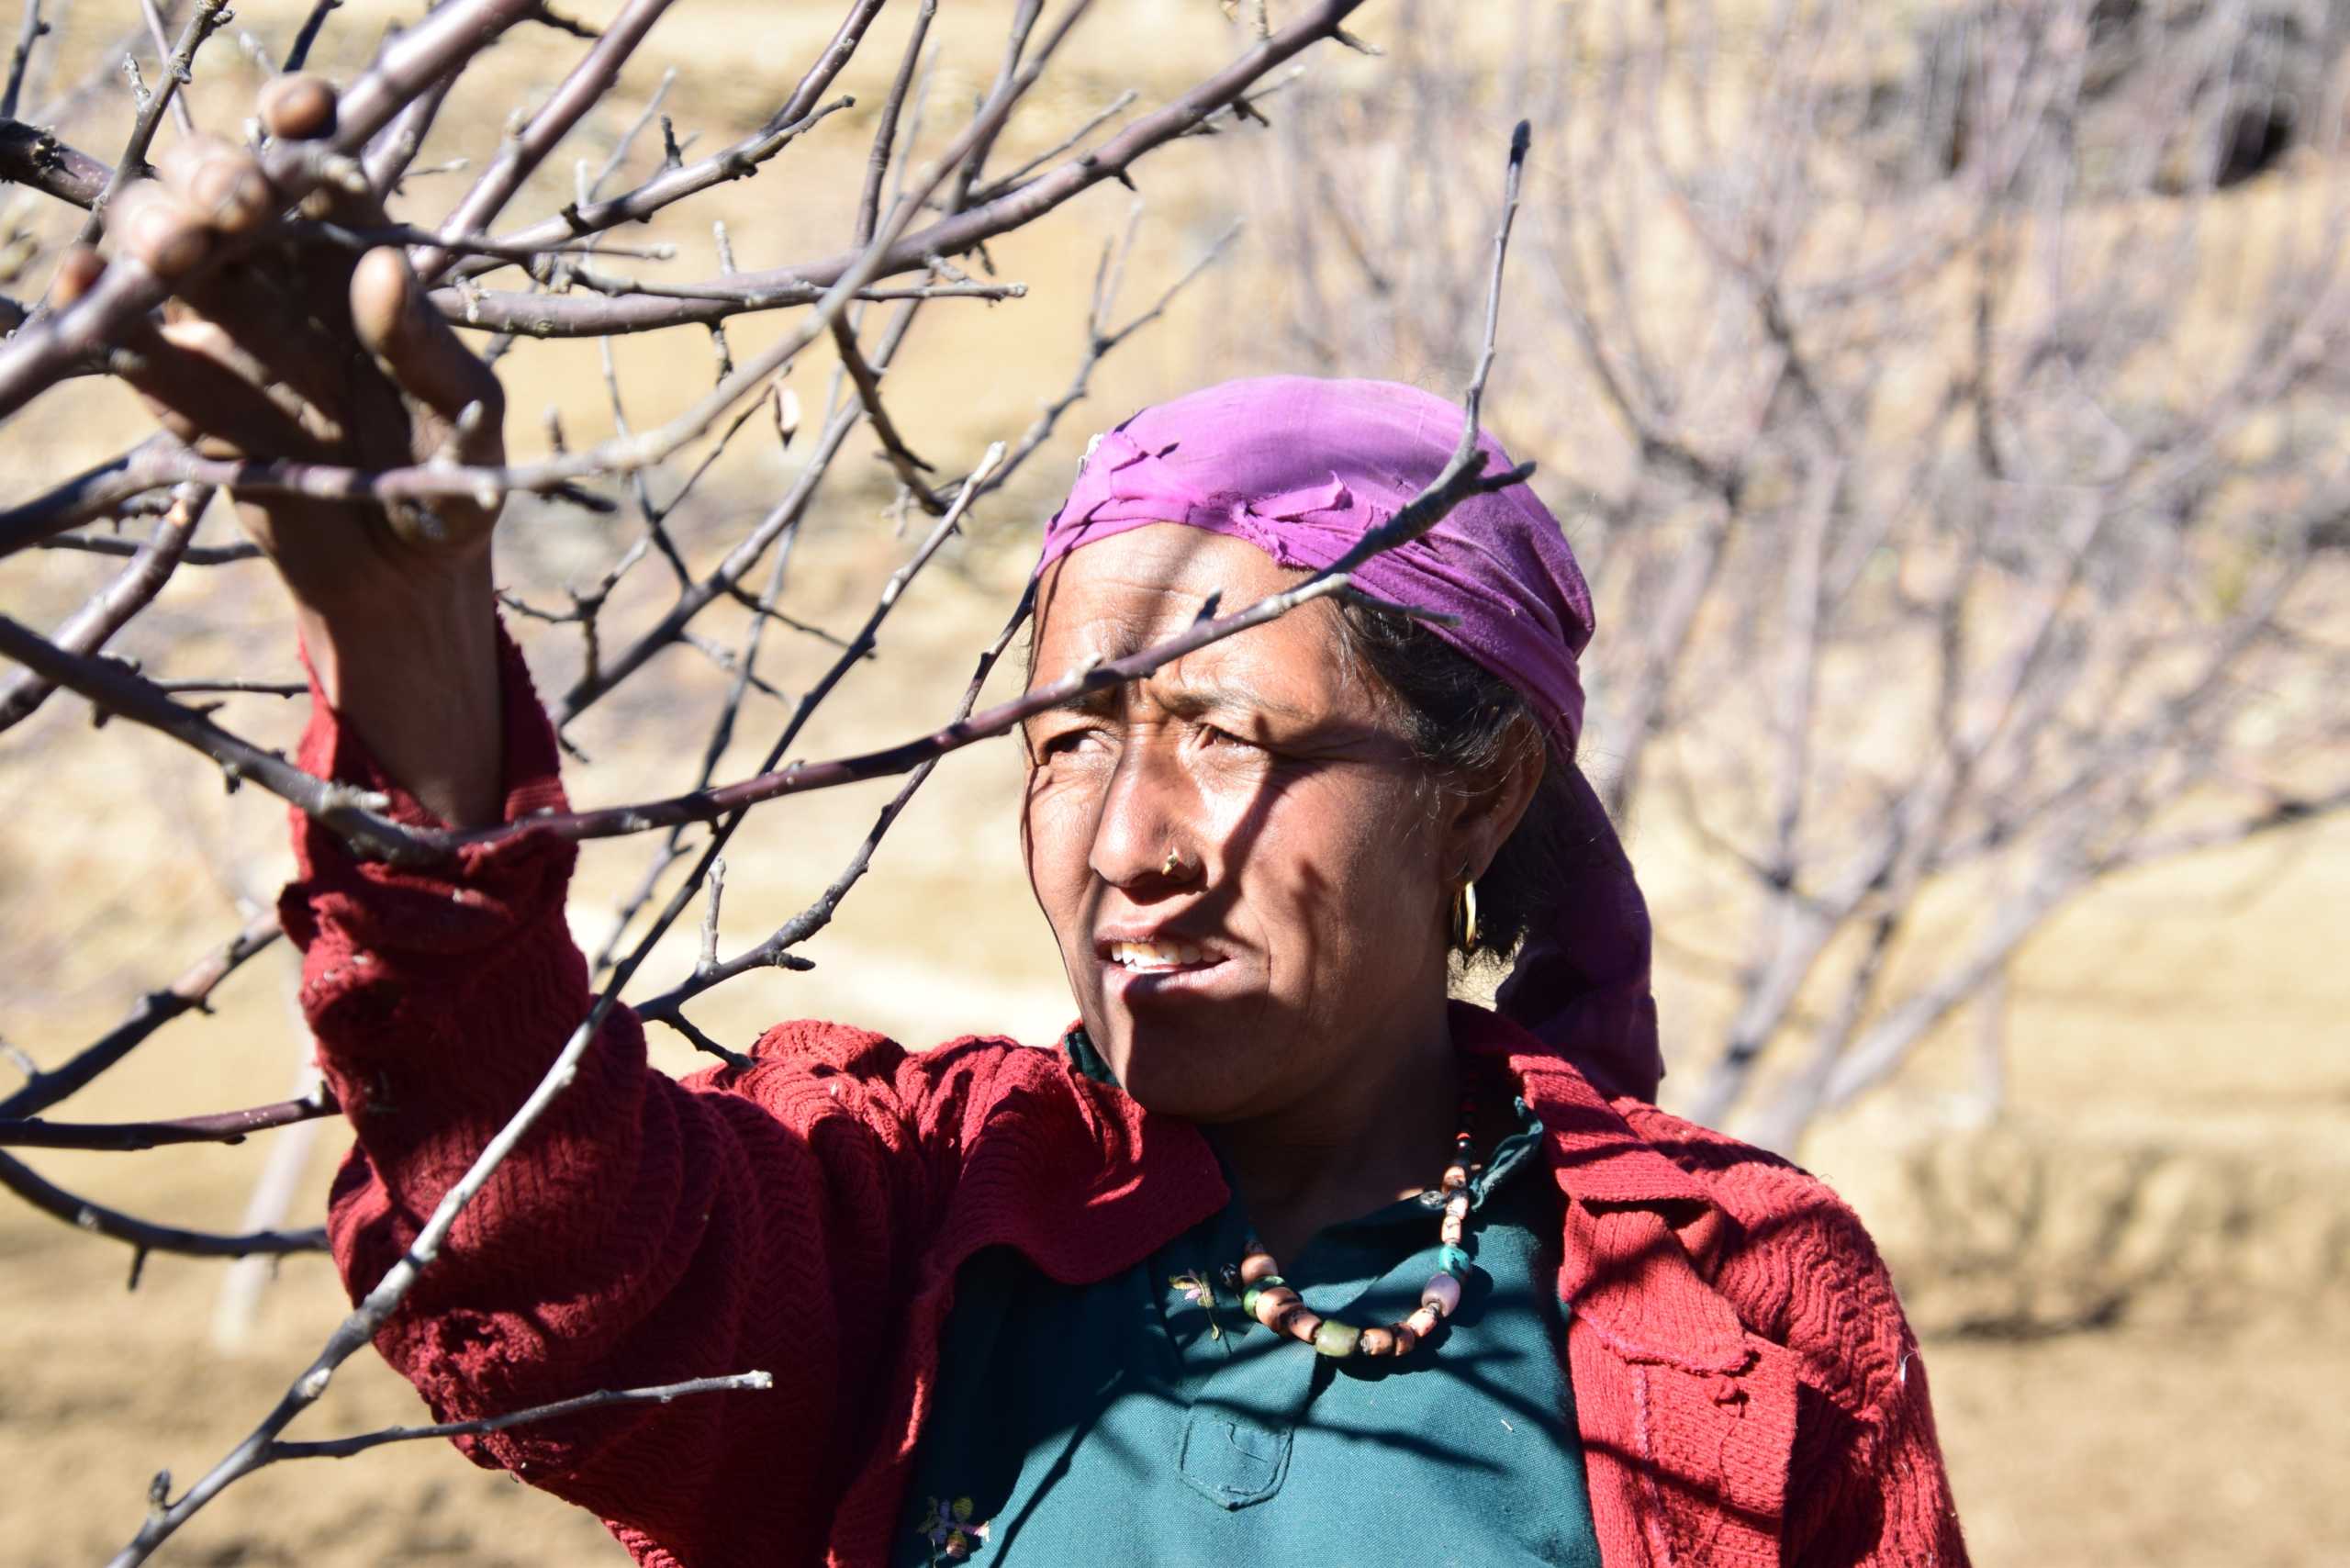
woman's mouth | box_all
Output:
[1105,938,1216,972]
[1095,935,1236,997]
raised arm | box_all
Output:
[285,616,952,1562]
[61,73,509,828]
[82,74,946,1562]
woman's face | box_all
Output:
[1022,524,1468,1124]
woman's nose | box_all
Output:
[1088,734,1202,890]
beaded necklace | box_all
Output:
[1221,1086,1483,1360]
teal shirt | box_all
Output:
[897,1038,1601,1566]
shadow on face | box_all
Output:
[1019,524,1458,1125]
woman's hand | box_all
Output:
[54,74,512,826]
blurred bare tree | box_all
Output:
[1247,0,2350,1148]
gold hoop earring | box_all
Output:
[1450,876,1482,956]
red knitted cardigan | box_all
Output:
[282,631,1968,1568]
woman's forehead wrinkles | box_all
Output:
[1029,524,1342,714]
[1046,597,1270,674]
[1031,610,1330,724]
[1071,589,1225,657]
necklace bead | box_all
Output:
[1218,1087,1485,1361]
[1311,1319,1361,1358]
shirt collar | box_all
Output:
[1448,1001,1713,1213]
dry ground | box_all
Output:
[4,3,2345,1563]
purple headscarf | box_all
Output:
[1036,376,1663,1103]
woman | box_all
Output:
[83,78,1966,1568]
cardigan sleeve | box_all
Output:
[1766,1190,1971,1568]
[1611,1100,1970,1568]
[279,618,956,1567]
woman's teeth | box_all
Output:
[1109,939,1208,970]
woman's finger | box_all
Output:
[255,73,419,409]
[258,71,390,235]
[47,244,103,307]
[350,246,503,444]
[117,316,328,459]
[154,135,275,239]
[66,212,324,458]
[142,131,352,420]
[258,73,337,143]
[106,181,213,279]
[161,252,366,440]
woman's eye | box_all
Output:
[1201,723,1263,752]
[1036,727,1101,759]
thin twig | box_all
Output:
[35,531,258,563]
[135,0,195,138]
[451,271,1022,336]
[75,0,230,246]
[0,488,202,734]
[0,116,109,207]
[3,0,47,120]
[832,314,936,500]
[0,913,280,1119]
[0,1090,334,1150]
[639,582,1038,1025]
[545,307,923,723]
[442,95,856,285]
[965,87,1138,206]
[0,616,423,859]
[973,213,1243,506]
[299,218,679,264]
[0,1148,328,1257]
[856,0,933,247]
[412,0,682,282]
[280,0,340,73]
[267,1371,774,1462]
[148,677,306,697]
[362,66,456,198]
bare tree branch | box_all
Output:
[264,1370,773,1462]
[0,487,202,734]
[0,612,426,858]
[0,912,280,1120]
[1,0,45,121]
[0,1148,328,1257]
[280,0,339,73]
[73,0,232,246]
[411,0,682,281]
[441,95,856,285]
[0,114,109,206]
[0,0,550,420]
[0,1089,334,1150]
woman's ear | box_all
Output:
[1438,715,1546,882]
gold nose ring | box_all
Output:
[1161,845,1188,879]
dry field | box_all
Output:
[3,3,2345,1564]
